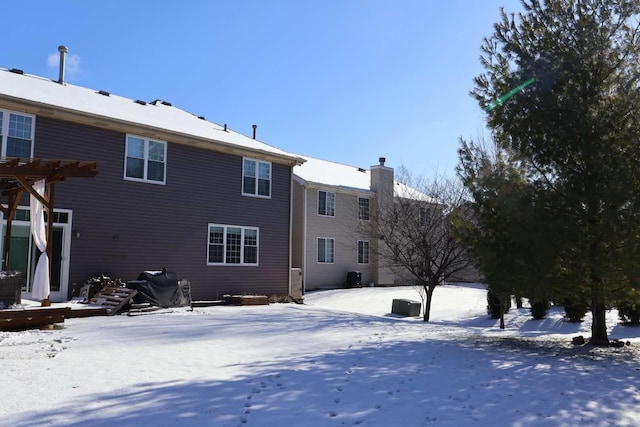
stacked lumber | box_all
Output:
[89,286,138,315]
[225,295,269,306]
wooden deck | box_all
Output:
[0,307,71,331]
[0,302,113,331]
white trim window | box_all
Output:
[124,134,167,184]
[0,109,35,158]
[318,191,335,217]
[357,240,370,264]
[317,237,335,263]
[358,197,370,221]
[208,224,259,265]
[243,158,271,198]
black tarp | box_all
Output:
[127,269,191,308]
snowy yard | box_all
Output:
[1,283,639,427]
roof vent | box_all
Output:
[379,157,386,166]
[224,124,227,131]
[252,124,257,140]
[98,90,110,96]
[134,99,147,106]
[57,45,68,84]
[358,167,366,173]
[150,99,172,106]
[9,68,24,75]
[197,116,206,120]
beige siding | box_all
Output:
[291,181,305,269]
[303,186,374,290]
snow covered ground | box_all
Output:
[1,283,639,427]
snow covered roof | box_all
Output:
[293,155,436,202]
[0,68,304,165]
[294,155,373,193]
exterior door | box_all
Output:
[1,207,72,302]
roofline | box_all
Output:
[0,93,305,167]
[294,177,375,196]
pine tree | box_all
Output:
[461,0,640,345]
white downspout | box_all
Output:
[288,168,294,297]
[303,186,308,294]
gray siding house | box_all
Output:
[0,66,304,302]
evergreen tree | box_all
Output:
[461,0,640,345]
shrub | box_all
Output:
[487,290,511,319]
[562,298,589,322]
[617,303,640,325]
[530,299,550,319]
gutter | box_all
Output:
[0,93,306,167]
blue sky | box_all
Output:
[1,1,518,177]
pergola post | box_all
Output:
[1,191,21,271]
[42,183,55,307]
[0,157,97,307]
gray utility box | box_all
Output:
[391,299,421,317]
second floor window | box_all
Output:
[318,190,335,216]
[358,197,370,220]
[124,135,166,184]
[0,110,34,158]
[243,158,271,198]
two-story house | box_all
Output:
[292,156,401,291]
[0,65,304,302]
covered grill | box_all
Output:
[127,268,191,308]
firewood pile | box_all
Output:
[78,275,137,315]
[79,275,127,302]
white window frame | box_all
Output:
[357,240,370,264]
[207,223,259,266]
[124,134,167,185]
[318,190,335,217]
[242,157,272,198]
[317,237,335,264]
[358,197,370,221]
[0,108,35,158]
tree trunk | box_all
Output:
[515,295,523,309]
[499,308,505,329]
[590,298,609,346]
[423,285,434,322]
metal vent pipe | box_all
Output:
[57,45,68,84]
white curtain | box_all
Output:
[30,180,50,300]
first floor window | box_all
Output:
[124,134,167,184]
[243,158,271,197]
[0,109,34,158]
[357,240,370,264]
[318,190,335,216]
[317,237,335,263]
[208,224,259,265]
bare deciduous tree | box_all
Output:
[365,169,473,321]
